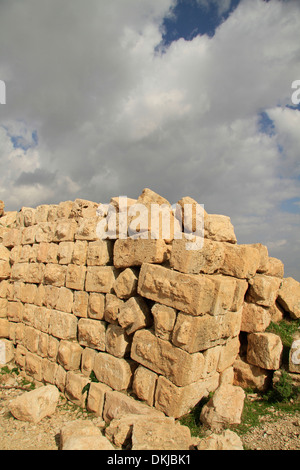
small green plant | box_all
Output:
[266,319,300,364]
[266,370,298,403]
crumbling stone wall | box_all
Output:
[0,189,299,422]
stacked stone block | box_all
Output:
[0,190,299,423]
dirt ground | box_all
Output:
[0,366,299,451]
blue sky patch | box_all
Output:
[258,111,276,136]
[161,0,241,47]
[280,197,300,214]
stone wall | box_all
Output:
[0,189,299,422]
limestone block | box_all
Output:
[35,205,50,222]
[200,384,245,431]
[277,277,300,319]
[93,352,136,390]
[33,307,51,334]
[86,240,113,266]
[72,291,89,317]
[9,385,59,424]
[75,217,101,241]
[0,298,8,318]
[114,239,168,268]
[132,365,158,406]
[56,287,74,313]
[0,260,11,280]
[175,196,205,234]
[172,310,242,353]
[15,344,27,368]
[47,335,60,362]
[204,214,237,244]
[81,347,97,377]
[23,325,40,354]
[57,242,74,264]
[0,200,4,217]
[65,371,90,407]
[218,243,261,279]
[19,245,36,263]
[0,280,10,298]
[62,433,114,451]
[44,264,67,287]
[21,225,37,245]
[38,332,49,358]
[49,310,78,340]
[131,418,192,451]
[85,266,118,293]
[289,339,300,374]
[86,382,112,417]
[250,243,269,273]
[26,263,45,284]
[42,359,59,385]
[71,199,99,219]
[264,257,284,278]
[22,303,35,326]
[106,324,131,358]
[138,263,216,316]
[170,238,224,275]
[25,351,43,381]
[151,303,177,340]
[66,264,86,290]
[269,302,285,323]
[56,201,73,219]
[18,283,38,305]
[3,228,22,248]
[113,267,138,299]
[47,205,58,222]
[35,222,54,243]
[0,339,14,364]
[217,336,240,372]
[233,356,271,391]
[247,274,281,307]
[197,430,244,451]
[103,390,164,423]
[7,301,24,323]
[241,302,271,333]
[154,374,219,419]
[131,329,205,387]
[118,296,152,335]
[247,332,283,370]
[57,340,83,371]
[88,293,105,320]
[78,318,106,351]
[9,246,22,265]
[36,242,58,264]
[71,240,88,265]
[53,219,77,242]
[104,294,124,324]
[55,365,67,392]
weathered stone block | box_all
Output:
[104,294,124,324]
[233,356,271,391]
[71,240,88,265]
[289,339,300,374]
[53,219,77,242]
[78,318,106,351]
[57,340,83,371]
[132,365,158,406]
[81,347,97,377]
[114,239,168,268]
[44,264,67,287]
[35,222,54,243]
[106,324,131,358]
[7,301,24,323]
[66,264,86,290]
[9,385,59,424]
[57,242,74,265]
[151,303,177,341]
[218,244,261,279]
[113,267,138,299]
[86,382,112,417]
[88,293,105,320]
[72,291,89,317]
[264,257,284,278]
[118,296,152,335]
[3,228,22,248]
[65,371,90,407]
[170,238,225,275]
[204,214,237,244]
[36,242,58,264]
[277,277,300,320]
[247,274,281,307]
[131,329,205,387]
[172,309,242,353]
[49,310,78,340]
[154,374,219,418]
[241,302,271,333]
[85,266,119,293]
[247,332,283,370]
[103,390,164,423]
[56,287,74,313]
[86,240,113,266]
[93,352,136,390]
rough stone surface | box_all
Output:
[197,430,244,450]
[277,277,300,319]
[9,385,60,424]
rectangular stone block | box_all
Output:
[78,318,106,351]
[86,240,113,266]
[42,359,59,385]
[0,318,10,338]
[85,266,119,293]
[0,298,8,318]
[53,219,77,242]
[72,291,89,317]
[87,382,112,417]
[113,267,138,300]
[71,240,88,265]
[106,324,131,358]
[113,239,168,268]
[81,347,97,377]
[57,242,74,264]
[154,373,219,418]
[56,287,74,313]
[35,222,55,243]
[170,238,225,275]
[219,243,261,279]
[3,228,22,248]
[36,242,59,264]
[172,310,242,353]
[25,351,43,381]
[44,264,67,287]
[88,293,105,320]
[93,352,136,391]
[65,371,90,407]
[49,310,78,340]
[66,264,86,290]
[118,296,152,335]
[0,260,11,280]
[57,340,83,371]
[131,329,205,387]
[7,301,24,323]
[21,225,37,245]
[25,263,45,284]
[75,217,100,241]
[138,263,215,316]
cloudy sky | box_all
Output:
[0,0,299,280]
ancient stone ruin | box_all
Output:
[0,188,299,449]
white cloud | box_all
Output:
[0,0,299,279]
